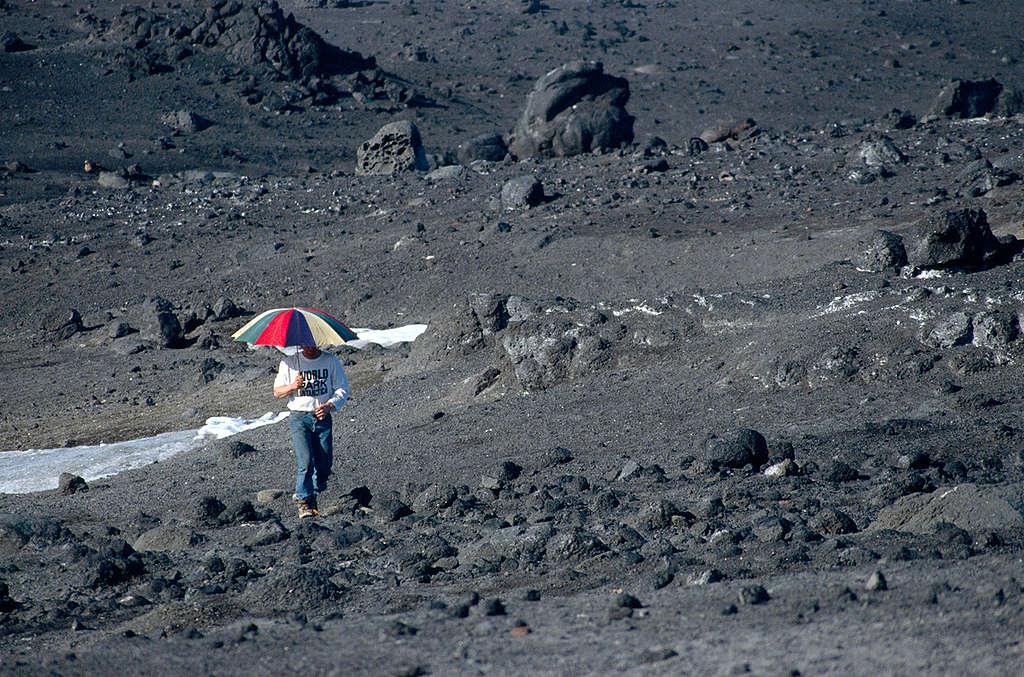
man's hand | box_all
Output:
[274,372,304,398]
[314,401,335,420]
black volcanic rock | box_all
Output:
[702,429,769,469]
[927,78,1023,119]
[509,61,633,158]
[855,229,907,273]
[58,473,88,495]
[809,508,858,535]
[905,207,1001,269]
[456,133,508,164]
[129,296,184,348]
[1,31,33,52]
[501,175,544,210]
[241,564,342,614]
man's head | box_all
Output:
[300,345,322,359]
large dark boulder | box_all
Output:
[509,61,633,159]
[702,429,769,469]
[131,296,184,348]
[905,207,1001,269]
[926,78,1023,119]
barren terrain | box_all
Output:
[2,1,1024,675]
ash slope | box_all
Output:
[3,0,1024,675]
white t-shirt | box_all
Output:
[274,352,349,413]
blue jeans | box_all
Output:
[289,411,333,500]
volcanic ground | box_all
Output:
[2,1,1024,675]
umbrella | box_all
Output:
[231,307,358,347]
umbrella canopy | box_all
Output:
[231,307,358,347]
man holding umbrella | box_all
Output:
[274,344,348,518]
[233,308,356,519]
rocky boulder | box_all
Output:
[240,563,342,613]
[500,309,613,390]
[355,120,429,175]
[854,229,907,273]
[698,118,757,144]
[926,78,1024,119]
[501,176,544,209]
[105,1,345,81]
[456,133,508,164]
[701,429,770,469]
[868,483,1024,534]
[59,473,88,495]
[856,134,906,169]
[129,296,185,348]
[133,525,205,552]
[904,207,1002,269]
[160,110,211,134]
[509,61,633,159]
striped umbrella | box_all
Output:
[231,307,358,347]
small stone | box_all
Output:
[540,447,572,467]
[866,571,888,591]
[764,458,798,478]
[484,598,506,616]
[609,460,640,482]
[639,647,678,663]
[256,489,284,505]
[687,569,723,586]
[738,585,770,605]
[501,176,544,210]
[59,472,88,495]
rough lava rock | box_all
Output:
[456,133,508,164]
[355,120,429,175]
[702,429,770,469]
[509,61,634,159]
[855,229,907,273]
[904,207,1002,269]
[926,78,1024,119]
[501,176,544,209]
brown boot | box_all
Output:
[297,496,318,519]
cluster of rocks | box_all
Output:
[88,1,431,111]
[411,293,667,392]
[354,60,636,176]
[5,414,1020,643]
[53,295,243,355]
[855,206,1019,274]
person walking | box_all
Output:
[273,345,349,518]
